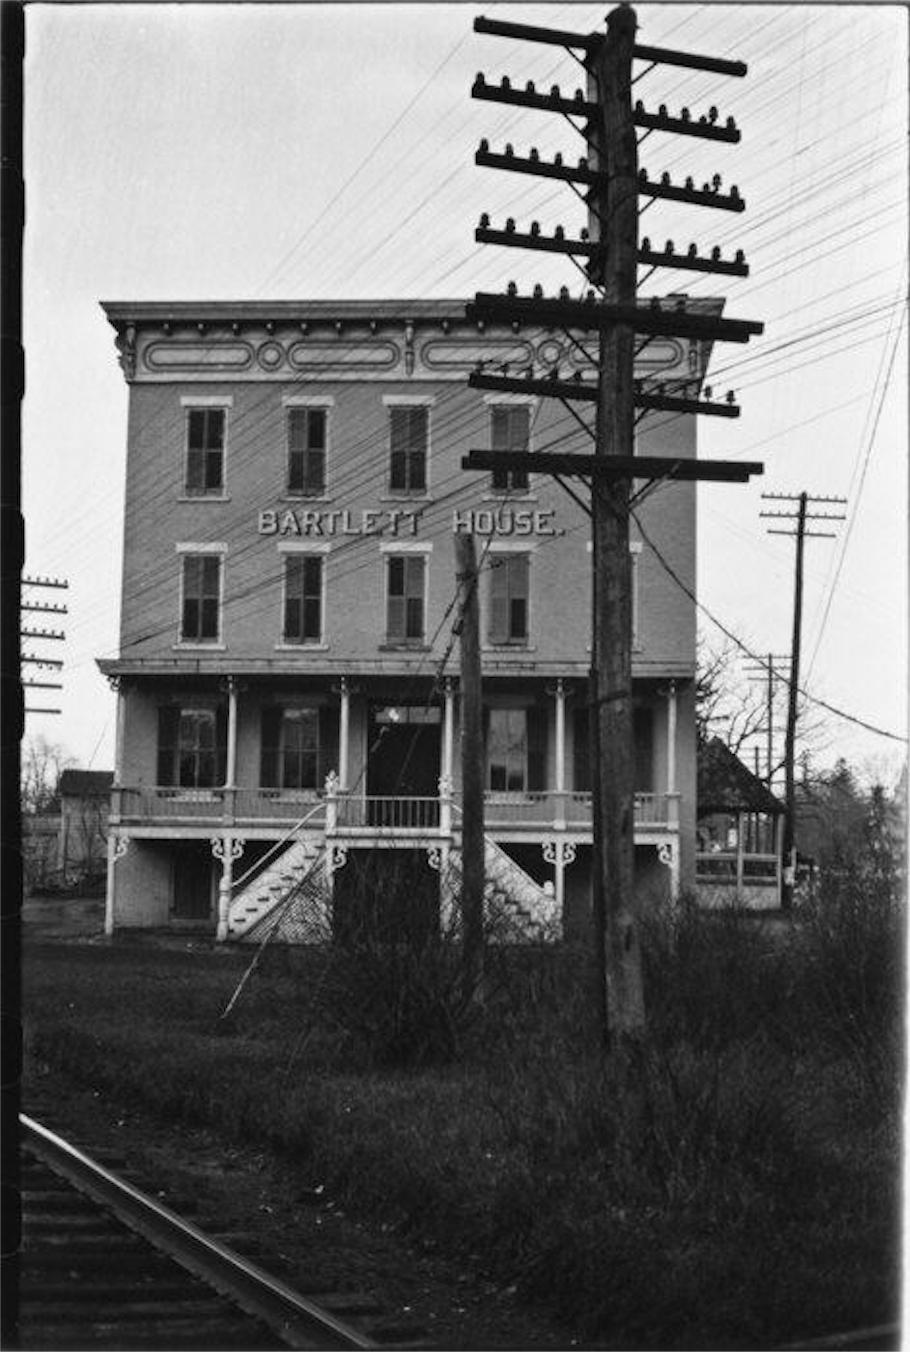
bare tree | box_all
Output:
[20,735,74,815]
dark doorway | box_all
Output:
[333,848,440,946]
[171,841,214,922]
[367,704,441,826]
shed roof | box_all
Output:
[697,738,783,817]
[58,770,114,799]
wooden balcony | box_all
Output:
[113,786,680,837]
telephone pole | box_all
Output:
[760,493,846,907]
[465,8,763,1048]
[455,534,485,993]
[744,653,790,786]
[21,576,67,715]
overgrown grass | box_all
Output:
[24,887,903,1349]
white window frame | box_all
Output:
[383,394,434,498]
[483,394,537,497]
[174,542,227,650]
[283,395,334,500]
[179,396,233,501]
[381,543,431,646]
[277,544,329,650]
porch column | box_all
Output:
[225,676,239,786]
[666,679,677,797]
[338,677,350,789]
[104,834,129,937]
[113,678,127,786]
[735,810,745,904]
[442,678,455,786]
[213,836,244,942]
[548,679,567,829]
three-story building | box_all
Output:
[98,298,715,942]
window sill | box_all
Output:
[483,643,536,652]
[274,643,329,652]
[172,642,227,651]
[379,642,431,652]
[378,495,433,504]
[280,494,332,503]
[482,493,538,503]
[177,494,231,503]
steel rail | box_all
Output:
[20,1115,374,1350]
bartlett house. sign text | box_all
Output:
[257,507,558,537]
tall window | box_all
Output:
[490,405,530,493]
[181,555,221,642]
[283,555,323,644]
[287,407,327,497]
[489,553,529,645]
[386,555,426,643]
[486,707,546,793]
[260,706,338,791]
[157,707,226,788]
[389,406,428,494]
[185,408,225,495]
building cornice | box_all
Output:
[100,296,723,388]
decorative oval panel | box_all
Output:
[144,342,253,371]
[288,341,400,371]
[421,339,535,372]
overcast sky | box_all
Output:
[22,2,908,784]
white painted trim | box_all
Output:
[382,394,436,406]
[482,393,538,406]
[280,550,325,646]
[277,541,332,553]
[182,402,230,499]
[175,541,228,554]
[285,402,331,497]
[379,541,433,554]
[586,540,642,553]
[487,540,539,553]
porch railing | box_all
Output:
[114,785,680,833]
[696,852,779,884]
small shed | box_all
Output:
[57,769,113,884]
[696,738,784,909]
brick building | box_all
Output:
[98,298,716,941]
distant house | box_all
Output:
[696,738,784,909]
[55,770,113,886]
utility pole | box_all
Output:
[589,6,644,1039]
[761,492,846,907]
[21,576,67,715]
[744,652,789,786]
[465,9,762,1049]
[455,534,485,994]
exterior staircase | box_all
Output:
[226,829,560,945]
[226,836,326,941]
[445,836,561,942]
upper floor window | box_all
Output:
[185,408,225,496]
[287,407,327,497]
[386,554,426,643]
[283,554,323,645]
[389,405,428,495]
[490,404,530,493]
[180,554,222,643]
[157,706,226,788]
[488,552,529,645]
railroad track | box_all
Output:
[19,1114,378,1350]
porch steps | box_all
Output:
[226,832,559,945]
[447,836,560,941]
[226,837,323,939]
